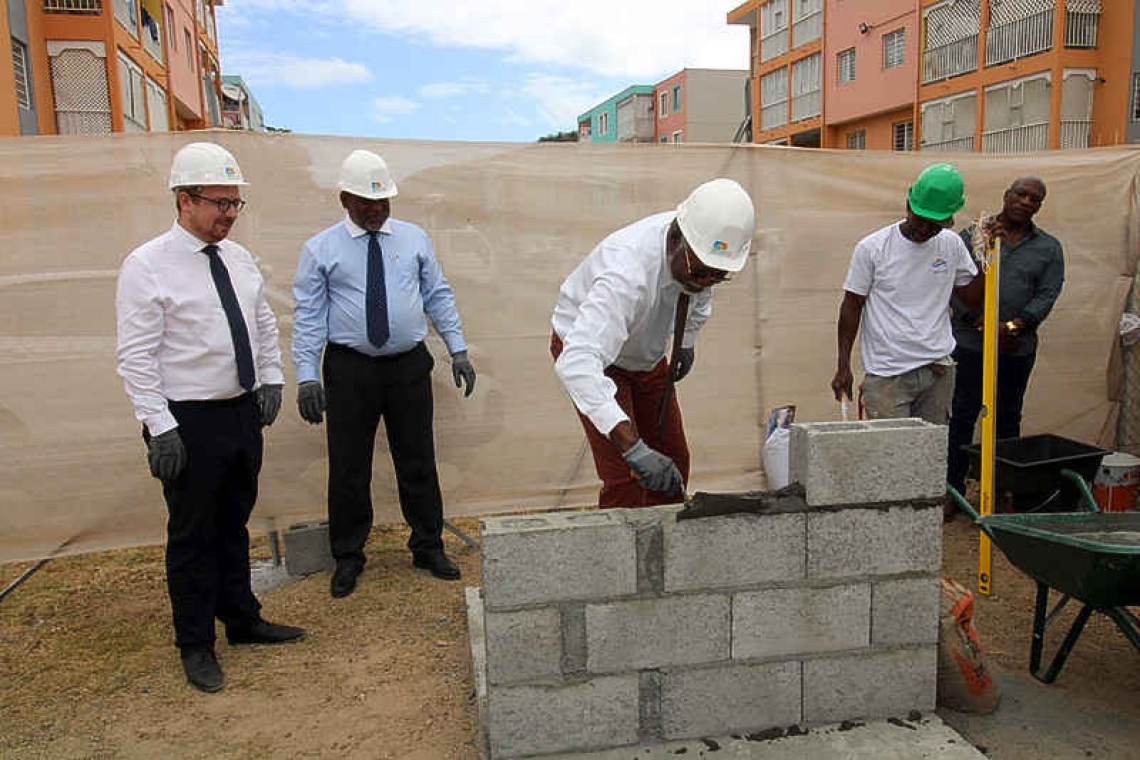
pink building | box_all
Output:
[654,68,749,144]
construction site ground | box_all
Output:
[2,508,1138,760]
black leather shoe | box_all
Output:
[181,647,224,693]
[330,561,362,598]
[413,551,461,580]
[226,619,306,645]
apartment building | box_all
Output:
[654,67,749,143]
[1,0,224,136]
[577,85,654,143]
[221,73,263,131]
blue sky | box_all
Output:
[217,1,750,142]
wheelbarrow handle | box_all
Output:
[1058,468,1100,513]
[946,483,997,540]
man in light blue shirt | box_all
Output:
[292,149,476,597]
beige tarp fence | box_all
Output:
[1,131,1137,563]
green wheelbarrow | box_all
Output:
[948,470,1140,684]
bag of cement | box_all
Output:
[763,405,795,489]
[937,577,1000,714]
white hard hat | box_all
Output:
[168,142,248,189]
[338,149,398,200]
[675,178,756,273]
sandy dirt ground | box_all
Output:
[2,510,1138,760]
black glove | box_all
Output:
[621,439,684,495]
[673,347,695,382]
[147,428,187,482]
[255,383,283,426]
[297,381,326,425]
[451,350,476,398]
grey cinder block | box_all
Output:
[790,419,947,506]
[586,595,730,673]
[485,607,563,685]
[663,512,806,592]
[733,583,870,660]
[480,511,636,609]
[660,661,801,740]
[872,576,940,646]
[282,521,335,576]
[807,506,942,579]
[803,647,937,724]
[487,676,639,758]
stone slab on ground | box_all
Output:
[535,713,985,759]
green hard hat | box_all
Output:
[908,163,966,221]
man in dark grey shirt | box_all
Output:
[946,177,1064,519]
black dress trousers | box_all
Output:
[323,341,445,566]
[155,394,263,649]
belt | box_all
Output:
[327,341,422,361]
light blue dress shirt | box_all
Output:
[292,215,467,383]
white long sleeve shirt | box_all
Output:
[116,222,284,435]
[552,211,712,434]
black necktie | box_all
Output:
[203,244,255,391]
[366,232,390,348]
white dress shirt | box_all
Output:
[116,222,284,435]
[552,211,712,434]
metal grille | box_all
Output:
[43,0,102,12]
[981,122,1049,152]
[1065,1,1100,49]
[893,120,914,151]
[760,67,788,130]
[11,40,31,109]
[791,53,821,122]
[761,0,789,62]
[146,77,168,132]
[987,8,1054,65]
[49,48,112,134]
[883,28,906,69]
[837,48,855,83]
[846,130,866,149]
[989,0,1055,26]
[924,0,980,48]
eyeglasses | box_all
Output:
[187,192,247,213]
[683,245,732,284]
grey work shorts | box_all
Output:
[861,362,956,425]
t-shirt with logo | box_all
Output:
[843,221,977,377]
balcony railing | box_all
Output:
[1060,119,1092,149]
[791,90,821,122]
[760,29,788,62]
[760,101,787,131]
[792,11,822,48]
[43,0,101,12]
[922,35,977,84]
[141,9,163,63]
[1065,11,1099,48]
[114,0,138,37]
[921,135,975,152]
[986,10,1053,66]
[982,122,1049,153]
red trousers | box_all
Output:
[551,333,690,508]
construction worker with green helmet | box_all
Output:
[831,162,984,426]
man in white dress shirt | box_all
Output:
[116,142,304,694]
[551,178,756,508]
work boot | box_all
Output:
[330,560,362,598]
[412,551,461,581]
[226,619,306,645]
[180,647,224,693]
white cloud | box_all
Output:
[373,96,420,123]
[224,50,372,88]
[520,74,611,128]
[420,78,490,99]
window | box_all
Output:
[672,130,682,143]
[660,135,668,143]
[672,85,681,112]
[883,28,905,69]
[11,39,31,110]
[166,5,177,51]
[846,130,866,150]
[837,48,855,83]
[597,111,608,136]
[117,50,147,131]
[184,29,192,66]
[1132,73,1140,122]
[660,91,668,117]
[893,120,914,151]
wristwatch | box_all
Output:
[1005,320,1019,334]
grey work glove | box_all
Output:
[451,350,476,398]
[297,381,326,425]
[673,347,695,382]
[621,439,684,495]
[147,428,187,482]
[255,383,283,426]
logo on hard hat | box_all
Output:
[712,240,728,251]
[371,182,384,192]
[224,167,237,179]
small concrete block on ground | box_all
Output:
[807,505,941,579]
[790,419,947,506]
[480,511,636,609]
[281,520,335,576]
[660,661,801,740]
[485,606,563,685]
[585,594,730,672]
[871,576,940,646]
[662,511,805,592]
[803,647,937,724]
[486,676,640,758]
[733,583,870,659]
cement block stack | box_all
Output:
[468,418,946,758]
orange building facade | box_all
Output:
[2,0,224,136]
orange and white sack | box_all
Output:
[937,577,1001,714]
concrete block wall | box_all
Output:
[471,420,945,758]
